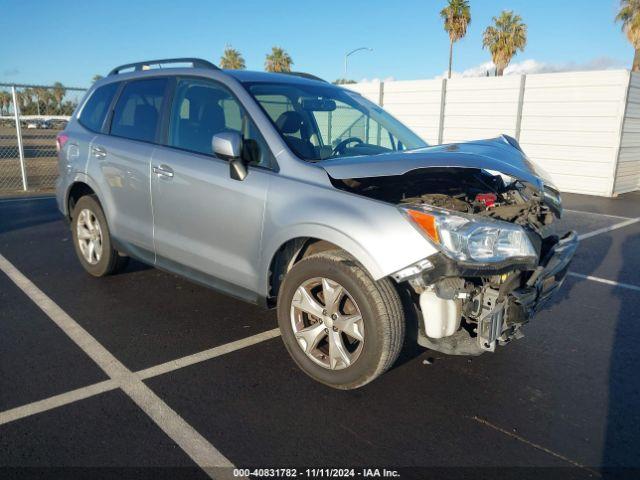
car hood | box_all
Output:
[319,135,554,192]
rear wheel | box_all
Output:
[277,250,405,390]
[71,195,128,277]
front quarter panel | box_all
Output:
[260,173,438,295]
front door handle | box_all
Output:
[153,164,174,178]
[91,145,106,158]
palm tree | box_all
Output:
[220,45,246,69]
[333,78,356,85]
[482,10,527,76]
[19,89,31,113]
[33,87,48,116]
[440,0,471,79]
[52,82,66,114]
[0,91,10,116]
[616,0,640,71]
[265,47,293,73]
[92,74,104,83]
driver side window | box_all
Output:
[168,78,275,168]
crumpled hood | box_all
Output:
[319,135,555,192]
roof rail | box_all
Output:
[281,71,328,83]
[108,58,219,76]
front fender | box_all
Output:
[261,223,385,290]
[258,178,438,297]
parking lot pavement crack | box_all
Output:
[470,416,601,476]
[0,252,234,477]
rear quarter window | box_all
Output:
[78,82,120,133]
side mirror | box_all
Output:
[212,132,247,181]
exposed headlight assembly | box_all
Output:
[401,205,537,263]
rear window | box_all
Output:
[110,78,167,143]
[78,82,119,133]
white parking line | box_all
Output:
[0,328,281,426]
[564,208,633,220]
[0,253,233,477]
[568,272,640,292]
[137,328,280,380]
[0,379,117,426]
[577,217,640,241]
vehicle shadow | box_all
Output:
[602,231,640,479]
[0,201,61,235]
[121,258,152,274]
[550,214,640,477]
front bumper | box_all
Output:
[477,230,579,351]
[415,231,578,354]
[511,230,578,316]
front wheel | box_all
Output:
[277,250,405,390]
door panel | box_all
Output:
[150,76,275,300]
[90,77,167,256]
[151,147,270,298]
[92,134,154,254]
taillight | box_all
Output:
[56,133,69,154]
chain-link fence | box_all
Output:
[0,83,87,195]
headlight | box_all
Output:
[402,205,537,263]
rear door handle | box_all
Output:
[153,164,174,178]
[91,146,106,158]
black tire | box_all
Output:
[277,249,405,390]
[71,195,129,277]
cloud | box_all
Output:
[358,76,396,83]
[2,68,20,77]
[438,56,626,78]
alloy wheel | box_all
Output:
[290,277,365,370]
[76,208,103,265]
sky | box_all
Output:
[0,0,633,88]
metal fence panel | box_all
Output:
[0,83,87,196]
[347,70,634,197]
[0,110,24,192]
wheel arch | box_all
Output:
[264,230,385,308]
[63,173,105,219]
[66,181,96,218]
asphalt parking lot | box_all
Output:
[0,192,639,479]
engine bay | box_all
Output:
[331,167,559,235]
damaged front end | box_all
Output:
[328,136,578,355]
[402,230,577,355]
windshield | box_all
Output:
[244,82,427,161]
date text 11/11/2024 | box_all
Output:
[232,468,401,478]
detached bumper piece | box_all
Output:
[477,231,578,351]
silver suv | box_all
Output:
[56,58,578,389]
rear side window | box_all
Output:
[78,82,119,133]
[110,78,167,143]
